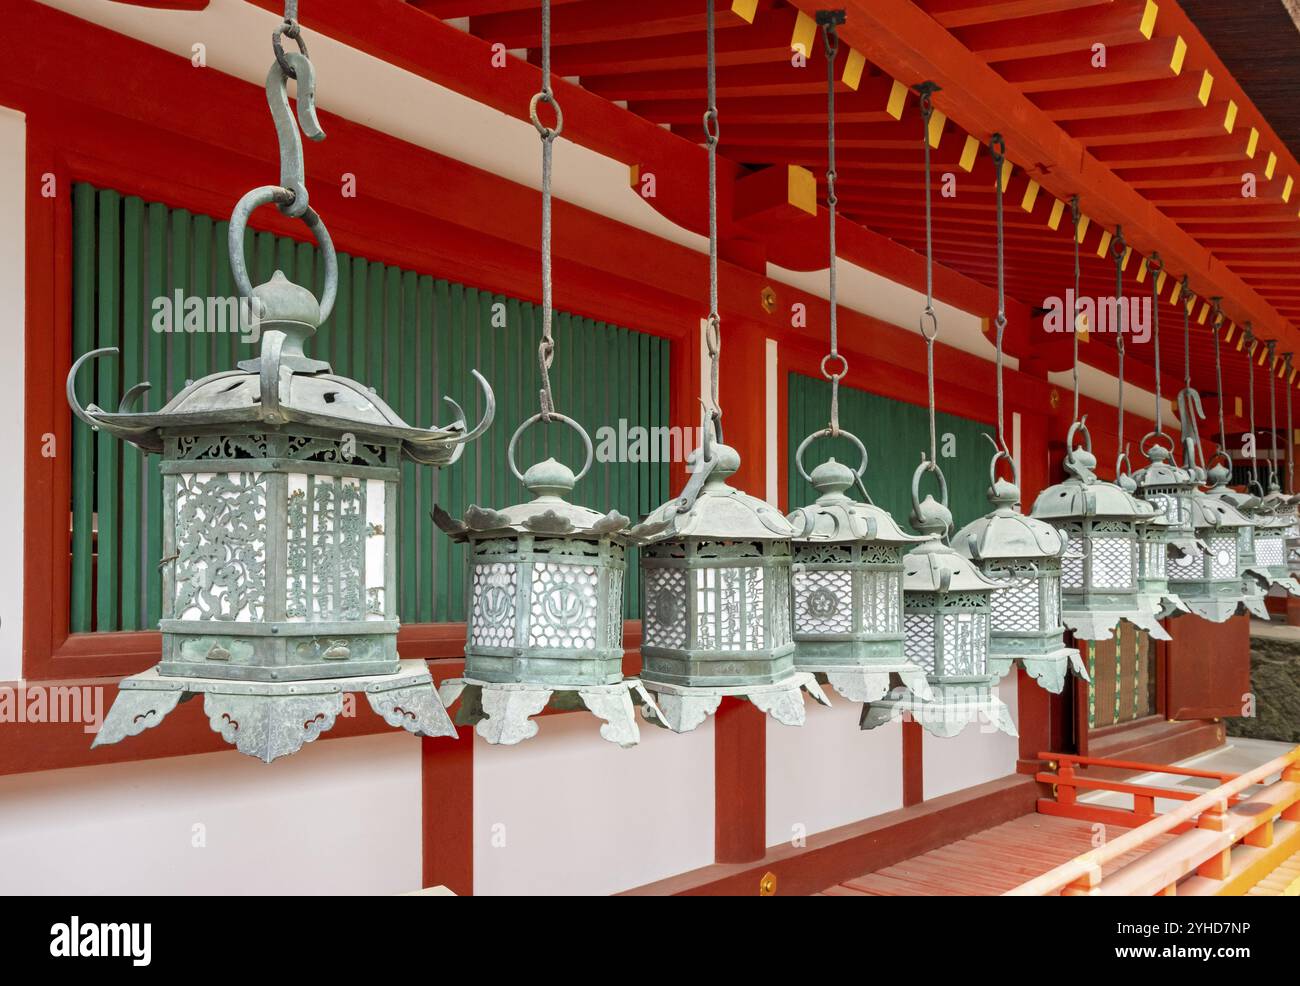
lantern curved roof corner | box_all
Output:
[1030,476,1146,523]
[951,503,1066,563]
[904,540,1006,594]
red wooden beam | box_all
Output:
[952,0,1153,62]
[918,0,1113,30]
[468,0,747,50]
[991,39,1184,93]
[1032,73,1211,122]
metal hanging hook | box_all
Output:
[266,50,324,220]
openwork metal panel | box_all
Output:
[787,373,991,534]
[1062,535,1086,589]
[1208,535,1238,580]
[1256,535,1286,568]
[1091,536,1135,590]
[793,568,854,634]
[68,183,669,631]
[643,567,687,649]
[990,575,1039,633]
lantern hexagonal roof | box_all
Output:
[952,478,1066,562]
[787,458,929,546]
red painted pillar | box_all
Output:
[422,659,474,895]
[902,718,923,807]
[712,314,770,863]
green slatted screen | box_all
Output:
[69,183,670,632]
[788,373,991,534]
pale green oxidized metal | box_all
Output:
[1128,437,1196,619]
[68,12,494,761]
[786,446,931,703]
[864,461,1015,737]
[951,450,1083,695]
[627,430,828,733]
[1029,421,1169,641]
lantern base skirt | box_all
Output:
[1168,581,1256,623]
[638,673,831,734]
[862,682,1017,738]
[1061,604,1171,641]
[461,647,625,688]
[436,677,658,747]
[987,645,1086,695]
[1137,590,1189,621]
[91,659,455,763]
[798,665,932,703]
[639,644,796,689]
[159,624,401,682]
[1239,587,1272,620]
[1263,572,1300,595]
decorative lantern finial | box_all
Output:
[75,6,494,762]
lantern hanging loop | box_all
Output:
[531,0,566,420]
[701,0,723,444]
[507,411,593,484]
[272,0,306,77]
[988,134,1010,459]
[817,9,847,436]
[1070,195,1083,426]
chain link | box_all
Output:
[1246,322,1259,493]
[1211,299,1227,464]
[1268,339,1279,488]
[989,134,1008,457]
[532,0,562,418]
[915,82,941,469]
[1070,196,1082,425]
[818,11,846,435]
[702,0,722,439]
[1113,228,1128,456]
[1286,352,1295,494]
[1147,250,1163,436]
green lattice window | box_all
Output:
[68,183,670,632]
[788,373,992,534]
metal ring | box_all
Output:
[1207,448,1232,472]
[794,427,868,484]
[1115,450,1133,481]
[820,353,848,380]
[702,108,721,144]
[989,446,1018,488]
[272,21,308,78]
[911,458,949,514]
[529,91,564,139]
[1139,430,1176,457]
[1067,417,1092,453]
[507,412,594,485]
[229,185,338,324]
[919,307,939,340]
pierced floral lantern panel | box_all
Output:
[1029,425,1168,641]
[1203,463,1272,617]
[951,459,1082,695]
[1255,480,1300,593]
[786,445,930,703]
[629,437,827,733]
[863,463,1016,738]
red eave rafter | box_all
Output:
[800,0,1298,352]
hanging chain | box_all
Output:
[1071,195,1082,425]
[1267,339,1279,488]
[818,11,847,435]
[530,0,564,419]
[1181,275,1192,393]
[1246,322,1259,493]
[272,0,306,79]
[702,0,722,440]
[1286,352,1295,493]
[1211,298,1227,467]
[989,135,1009,457]
[915,82,941,468]
[1113,229,1129,456]
[1148,251,1163,436]
[1177,273,1203,472]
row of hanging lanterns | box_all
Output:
[73,2,1300,761]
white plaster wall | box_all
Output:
[0,733,421,895]
[0,107,24,683]
[765,699,903,847]
[472,713,714,895]
[921,672,1022,800]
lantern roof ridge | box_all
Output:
[1188,494,1251,530]
[1030,474,1145,522]
[65,274,495,467]
[634,441,794,542]
[951,497,1066,562]
[787,456,930,545]
[903,539,1006,593]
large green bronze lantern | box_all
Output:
[1129,437,1198,616]
[71,22,493,761]
[1030,422,1169,641]
[863,463,1015,737]
[952,449,1082,695]
[787,445,931,702]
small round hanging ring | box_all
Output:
[1066,417,1092,453]
[987,441,1018,489]
[795,427,868,484]
[529,91,564,139]
[273,20,308,78]
[702,108,721,144]
[1115,449,1133,481]
[507,411,594,485]
[911,457,949,512]
[228,184,338,324]
[919,308,939,340]
[820,353,848,381]
[1139,430,1175,457]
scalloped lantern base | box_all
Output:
[797,664,933,703]
[91,660,455,763]
[437,678,660,747]
[861,683,1018,738]
[1063,605,1172,641]
[988,645,1088,695]
[637,673,831,733]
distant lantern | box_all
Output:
[71,264,493,762]
[951,450,1083,695]
[1203,462,1274,616]
[863,462,1016,737]
[1252,479,1300,594]
[1029,421,1169,641]
[1125,441,1192,619]
[1167,484,1256,622]
[434,418,654,746]
[786,438,931,702]
[629,430,828,733]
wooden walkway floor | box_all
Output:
[821,813,1172,896]
[1246,847,1300,896]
